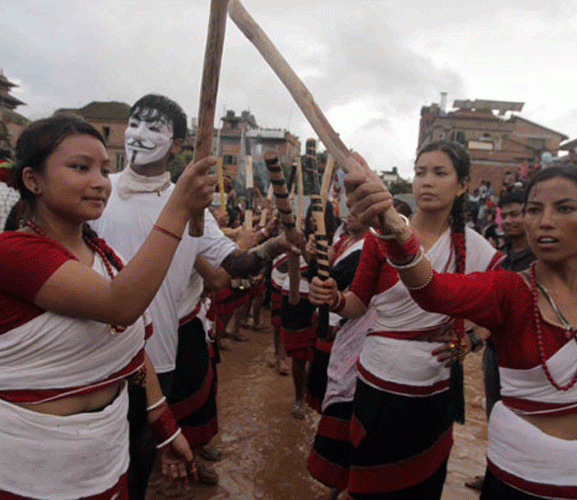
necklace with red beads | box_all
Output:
[529,262,577,391]
[25,219,126,335]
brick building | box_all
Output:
[418,97,568,192]
[57,101,132,171]
[217,109,300,178]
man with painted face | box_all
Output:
[93,94,303,497]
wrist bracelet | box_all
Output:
[369,226,396,240]
[387,249,425,270]
[330,291,347,313]
[153,224,182,242]
[369,214,410,240]
[150,405,181,448]
[156,428,182,449]
[146,395,166,412]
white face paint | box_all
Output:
[124,108,174,166]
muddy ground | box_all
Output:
[146,309,487,500]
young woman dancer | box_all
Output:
[310,140,501,499]
[0,115,215,499]
[345,163,577,499]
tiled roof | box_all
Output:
[57,101,131,122]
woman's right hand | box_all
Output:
[309,276,337,306]
[171,156,218,218]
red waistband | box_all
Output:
[501,396,577,416]
[357,361,449,396]
[179,301,202,326]
[0,349,144,404]
[367,330,436,341]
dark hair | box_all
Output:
[130,94,187,140]
[498,189,525,208]
[393,198,413,218]
[415,140,470,266]
[305,200,338,242]
[524,165,577,205]
[14,114,105,215]
[416,140,470,182]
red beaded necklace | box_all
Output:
[25,220,126,334]
[529,262,577,391]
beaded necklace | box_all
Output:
[529,262,577,391]
[25,220,126,335]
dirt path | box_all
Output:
[146,310,488,499]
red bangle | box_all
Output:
[150,405,181,448]
[381,229,421,263]
[153,224,182,242]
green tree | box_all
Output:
[167,150,194,179]
[388,178,412,195]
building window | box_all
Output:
[223,154,237,165]
[116,153,125,171]
[527,138,546,151]
[451,131,466,144]
[102,126,110,140]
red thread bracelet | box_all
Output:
[150,405,181,449]
[330,291,347,313]
[153,224,182,242]
[381,229,421,264]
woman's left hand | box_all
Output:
[427,324,459,367]
[160,433,196,488]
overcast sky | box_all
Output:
[2,0,576,178]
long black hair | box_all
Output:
[415,140,470,423]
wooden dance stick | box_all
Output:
[264,154,301,305]
[296,156,304,230]
[189,0,230,236]
[229,0,358,175]
[320,155,335,213]
[304,139,331,336]
[258,184,273,227]
[244,156,254,231]
[217,157,226,213]
[229,0,391,230]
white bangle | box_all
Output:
[155,427,182,449]
[369,226,396,240]
[369,214,410,240]
[146,395,166,412]
[387,249,425,270]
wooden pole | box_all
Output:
[296,156,304,229]
[259,184,273,227]
[217,157,226,213]
[264,153,301,305]
[320,154,335,213]
[244,155,254,231]
[229,0,361,175]
[229,0,390,229]
[189,0,230,236]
